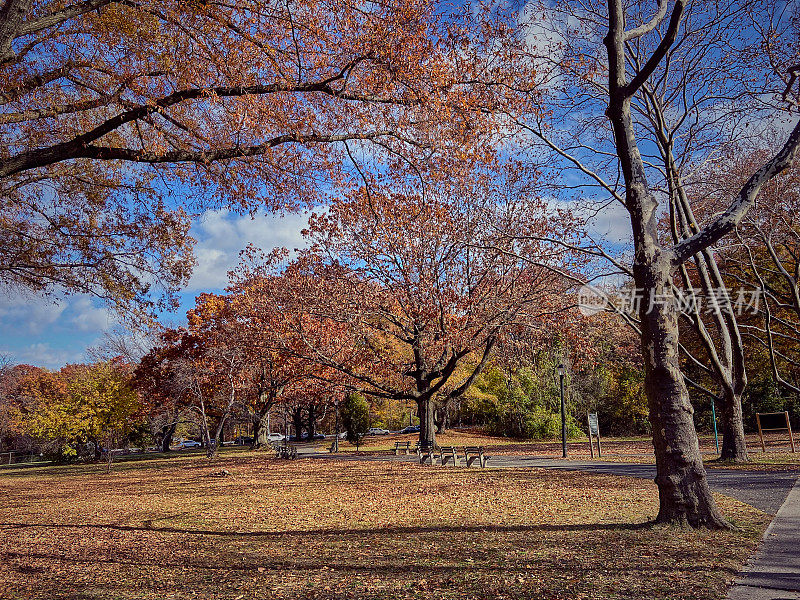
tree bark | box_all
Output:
[91,436,102,461]
[214,418,225,449]
[417,395,436,449]
[291,406,305,441]
[636,257,729,528]
[306,403,318,440]
[252,410,271,449]
[434,405,445,434]
[719,390,748,462]
[159,421,176,453]
[602,0,732,527]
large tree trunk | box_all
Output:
[159,421,176,453]
[91,437,102,461]
[637,259,729,528]
[434,406,445,434]
[719,390,748,462]
[417,395,436,449]
[251,410,270,449]
[306,404,318,440]
[603,0,731,526]
[215,418,225,449]
[291,406,305,441]
[434,399,450,434]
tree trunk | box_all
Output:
[251,410,270,449]
[434,399,451,435]
[198,400,215,459]
[719,390,748,462]
[306,404,318,440]
[159,421,176,453]
[417,395,436,449]
[207,416,226,458]
[291,406,304,441]
[215,419,225,449]
[637,259,729,528]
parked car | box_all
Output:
[399,425,420,434]
[181,440,202,449]
[289,432,325,441]
[267,433,285,443]
[233,436,254,446]
[367,427,390,435]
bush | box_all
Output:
[340,393,370,450]
[463,366,582,440]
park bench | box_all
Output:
[417,444,439,465]
[464,446,488,468]
[394,441,412,455]
[438,446,459,466]
[271,441,297,459]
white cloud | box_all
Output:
[544,195,632,245]
[0,291,66,336]
[0,292,117,336]
[186,209,309,291]
[67,296,113,332]
[581,202,632,244]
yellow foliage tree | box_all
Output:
[22,362,141,461]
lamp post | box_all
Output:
[284,403,289,447]
[557,362,567,458]
[333,397,340,453]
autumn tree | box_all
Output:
[519,0,800,526]
[695,153,800,400]
[227,255,348,448]
[235,165,578,449]
[0,0,534,317]
[133,336,194,452]
[17,361,141,461]
[0,362,39,452]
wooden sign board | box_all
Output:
[755,411,796,453]
[588,413,600,436]
[587,412,601,458]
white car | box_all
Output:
[267,433,285,442]
[367,427,390,435]
[181,440,202,449]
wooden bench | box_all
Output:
[464,446,488,468]
[438,446,459,466]
[272,442,297,459]
[418,444,438,465]
[394,441,412,455]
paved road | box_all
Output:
[308,450,799,514]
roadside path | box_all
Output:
[727,476,800,599]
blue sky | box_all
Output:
[0,209,310,370]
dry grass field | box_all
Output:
[0,453,770,600]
